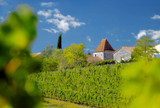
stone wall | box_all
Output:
[104,51,114,60]
[113,48,131,62]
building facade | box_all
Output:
[93,39,115,60]
[113,47,134,62]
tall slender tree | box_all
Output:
[57,33,62,49]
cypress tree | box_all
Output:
[57,33,62,49]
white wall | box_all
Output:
[155,44,160,54]
[113,48,131,62]
[93,52,104,60]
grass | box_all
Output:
[40,98,90,108]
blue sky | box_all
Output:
[1,0,160,53]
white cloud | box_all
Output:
[86,36,91,42]
[0,0,8,5]
[136,30,160,40]
[85,48,94,52]
[44,8,85,33]
[39,20,43,23]
[116,39,120,42]
[136,30,147,39]
[151,14,160,20]
[53,9,75,21]
[40,2,55,7]
[57,20,69,32]
[38,8,85,33]
[70,21,85,28]
[37,10,53,18]
[46,19,70,32]
[106,32,114,36]
[131,32,135,36]
[155,40,159,44]
[0,16,4,22]
[43,28,58,33]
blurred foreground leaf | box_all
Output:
[0,5,40,108]
[122,58,160,108]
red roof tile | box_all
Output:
[86,55,103,63]
[93,39,114,53]
[114,46,135,54]
[31,52,42,57]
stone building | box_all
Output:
[113,47,135,62]
[93,39,115,60]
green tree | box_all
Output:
[0,5,40,108]
[63,43,87,68]
[132,36,158,60]
[51,48,66,70]
[87,51,91,55]
[41,48,66,71]
[41,57,58,72]
[57,33,62,49]
[41,45,54,58]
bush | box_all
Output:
[41,44,87,71]
[89,59,115,66]
[120,58,135,63]
[41,57,58,72]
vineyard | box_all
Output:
[29,64,130,108]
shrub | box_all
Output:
[89,59,115,66]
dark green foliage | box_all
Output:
[87,52,91,55]
[0,5,40,108]
[29,64,129,108]
[41,57,58,72]
[120,58,135,63]
[40,45,58,72]
[57,34,62,49]
[88,59,115,66]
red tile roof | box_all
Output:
[93,39,114,53]
[31,52,42,57]
[86,55,103,63]
[114,46,135,54]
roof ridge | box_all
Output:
[114,46,135,54]
[93,39,114,53]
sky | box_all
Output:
[1,0,160,53]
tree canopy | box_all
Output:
[132,36,158,60]
[41,45,54,58]
[63,43,87,68]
